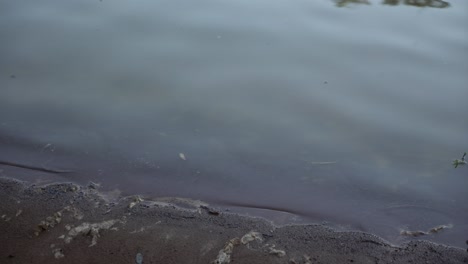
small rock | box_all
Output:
[200,205,220,216]
[136,252,143,264]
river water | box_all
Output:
[1,0,467,248]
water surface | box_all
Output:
[1,0,467,247]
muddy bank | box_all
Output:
[0,177,466,264]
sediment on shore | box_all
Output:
[0,177,466,264]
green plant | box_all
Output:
[452,152,466,168]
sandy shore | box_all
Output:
[0,176,466,264]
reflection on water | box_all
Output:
[336,0,450,8]
[335,0,371,7]
[384,0,449,8]
[0,0,467,248]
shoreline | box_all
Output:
[1,176,466,264]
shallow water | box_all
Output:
[1,0,467,247]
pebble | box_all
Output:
[136,252,143,264]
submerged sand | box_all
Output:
[0,177,466,264]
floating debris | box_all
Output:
[452,152,466,168]
[52,248,64,259]
[87,181,100,189]
[15,209,22,217]
[179,153,187,161]
[400,230,427,237]
[64,219,119,247]
[0,160,72,174]
[130,221,161,234]
[268,245,286,257]
[240,231,263,245]
[400,224,453,237]
[212,238,240,264]
[129,196,144,209]
[428,224,453,234]
[135,252,143,264]
[213,231,266,263]
[310,161,337,165]
[335,0,370,7]
[35,212,62,236]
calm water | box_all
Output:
[1,0,467,247]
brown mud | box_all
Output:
[0,176,467,264]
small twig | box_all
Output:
[0,160,72,174]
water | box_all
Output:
[1,0,467,248]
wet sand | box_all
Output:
[0,176,466,264]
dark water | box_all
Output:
[1,0,467,247]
